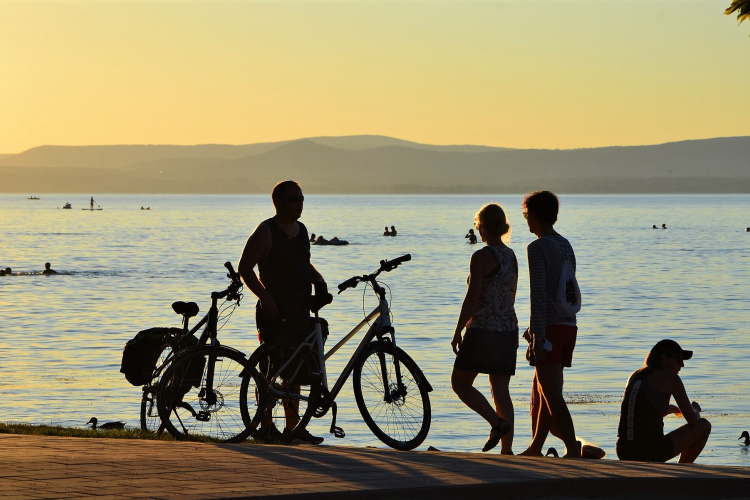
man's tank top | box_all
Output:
[617,370,670,443]
[257,218,312,323]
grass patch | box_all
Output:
[0,422,265,444]
[0,422,177,440]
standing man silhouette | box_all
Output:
[520,190,581,458]
[238,180,326,445]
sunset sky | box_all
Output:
[1,0,748,153]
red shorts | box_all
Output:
[536,324,577,367]
[529,324,577,418]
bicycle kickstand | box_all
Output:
[329,402,345,438]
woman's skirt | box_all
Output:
[454,327,518,375]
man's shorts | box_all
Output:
[536,324,577,367]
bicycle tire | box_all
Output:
[353,342,431,451]
[156,345,263,443]
[140,343,173,433]
[244,341,321,443]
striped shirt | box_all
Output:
[527,232,577,338]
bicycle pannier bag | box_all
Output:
[553,243,581,318]
[120,327,181,386]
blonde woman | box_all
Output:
[451,203,518,453]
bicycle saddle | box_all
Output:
[310,293,333,313]
[172,301,200,318]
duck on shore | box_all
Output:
[87,418,126,430]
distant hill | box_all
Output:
[1,135,749,193]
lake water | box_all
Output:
[1,193,749,467]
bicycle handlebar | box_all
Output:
[224,261,242,285]
[211,261,243,301]
[337,254,411,294]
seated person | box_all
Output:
[383,226,391,236]
[42,263,57,275]
[0,267,9,276]
[309,233,316,242]
[465,228,478,244]
[390,225,397,236]
[315,235,329,245]
[616,339,711,463]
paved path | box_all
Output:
[2,434,750,500]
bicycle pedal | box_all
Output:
[330,425,345,439]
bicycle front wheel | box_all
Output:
[156,346,263,443]
[140,343,173,433]
[353,342,431,451]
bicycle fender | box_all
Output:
[395,347,433,393]
[368,341,433,393]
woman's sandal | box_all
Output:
[482,418,511,452]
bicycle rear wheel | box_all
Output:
[353,342,431,451]
[140,343,173,433]
[244,341,321,443]
[156,346,263,443]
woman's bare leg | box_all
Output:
[489,373,514,454]
[451,368,501,427]
[668,419,712,464]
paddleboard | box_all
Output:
[82,208,103,211]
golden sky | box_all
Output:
[0,0,748,153]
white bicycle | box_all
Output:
[241,254,432,451]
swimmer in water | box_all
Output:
[310,233,317,242]
[42,262,57,275]
[0,267,10,276]
[315,235,329,245]
[662,224,667,229]
[383,226,391,236]
[466,228,478,244]
[390,226,397,236]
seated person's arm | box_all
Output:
[670,374,700,425]
[238,223,277,318]
[665,404,682,417]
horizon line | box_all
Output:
[4,133,749,156]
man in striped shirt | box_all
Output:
[520,191,581,458]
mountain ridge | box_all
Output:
[2,135,749,194]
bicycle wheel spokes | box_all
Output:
[157,347,258,443]
[140,388,162,433]
[246,342,319,442]
[354,343,431,451]
[140,344,173,433]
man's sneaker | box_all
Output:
[257,423,283,442]
[285,428,324,445]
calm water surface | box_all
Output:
[1,194,749,466]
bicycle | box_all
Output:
[149,262,265,443]
[242,254,432,451]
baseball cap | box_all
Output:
[650,339,693,360]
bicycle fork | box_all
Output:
[197,301,221,419]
